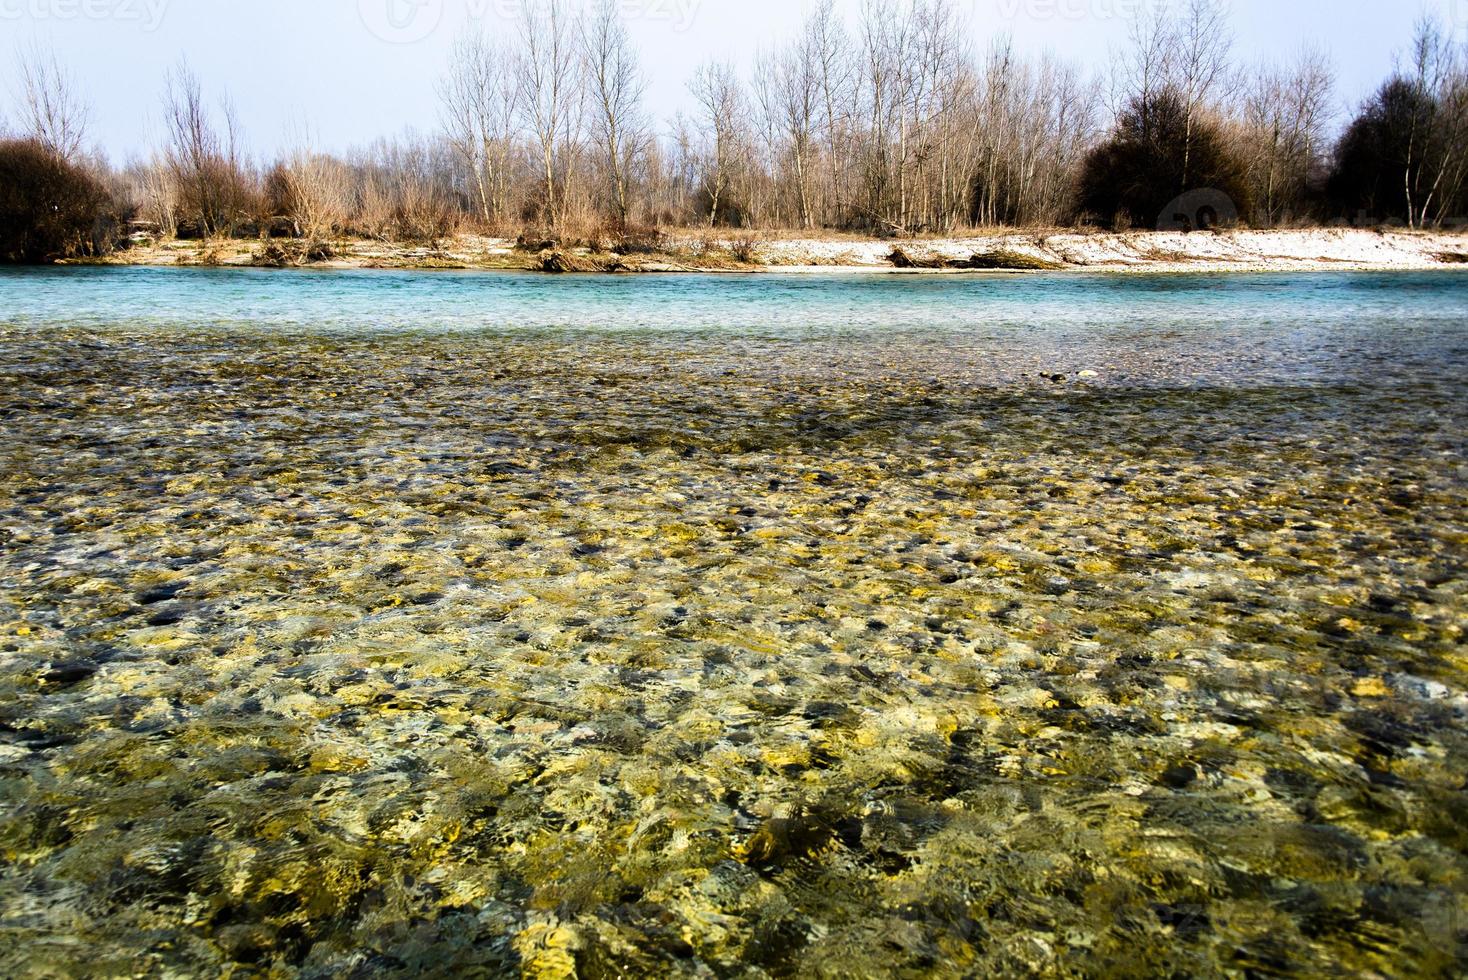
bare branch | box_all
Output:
[16,43,90,160]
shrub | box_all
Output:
[609,225,666,255]
[263,163,292,223]
[1327,77,1465,225]
[1075,87,1251,231]
[536,248,597,273]
[171,155,258,239]
[390,184,456,243]
[0,139,112,263]
[514,229,559,252]
[350,173,455,244]
[252,239,336,268]
[695,186,750,228]
[728,233,762,264]
[252,239,298,267]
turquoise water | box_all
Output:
[0,268,1465,977]
[4,266,1466,337]
[6,267,1467,392]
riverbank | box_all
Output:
[80,227,1468,275]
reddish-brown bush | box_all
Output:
[0,138,111,263]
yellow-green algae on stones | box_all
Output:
[0,322,1464,978]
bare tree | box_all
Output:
[905,1,962,231]
[133,152,178,237]
[1243,47,1334,225]
[440,29,521,228]
[1111,2,1174,127]
[1428,43,1468,226]
[805,0,854,224]
[756,31,821,228]
[924,31,980,231]
[690,61,744,227]
[17,44,90,160]
[517,0,584,228]
[280,130,350,251]
[661,111,700,222]
[163,60,253,237]
[972,42,1099,228]
[856,0,916,232]
[1402,17,1468,227]
[30,0,1451,241]
[581,0,648,228]
[1175,0,1234,189]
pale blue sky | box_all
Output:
[2,0,1462,162]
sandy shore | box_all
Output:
[760,228,1468,273]
[90,227,1468,274]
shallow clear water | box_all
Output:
[0,268,1465,977]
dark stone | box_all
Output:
[740,807,847,868]
[802,701,855,728]
[14,729,77,749]
[1344,710,1418,759]
[1366,593,1404,613]
[41,661,98,687]
[137,583,185,604]
[1159,763,1198,789]
[746,917,810,970]
[146,608,185,627]
[871,849,913,873]
[1264,767,1320,797]
[1151,902,1211,939]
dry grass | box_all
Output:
[250,239,339,268]
[965,249,1063,270]
[726,234,763,265]
[886,246,940,268]
[888,246,1062,271]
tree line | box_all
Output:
[2,0,1467,263]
